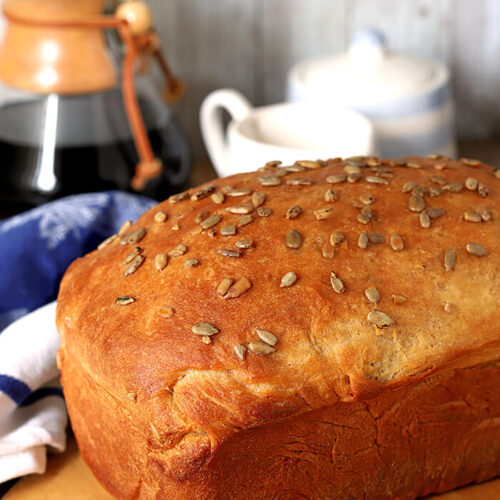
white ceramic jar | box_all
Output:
[287,29,457,158]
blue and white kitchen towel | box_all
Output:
[0,191,154,483]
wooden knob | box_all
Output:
[116,1,153,36]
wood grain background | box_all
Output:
[148,0,500,159]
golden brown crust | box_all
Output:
[62,355,500,499]
[56,156,500,498]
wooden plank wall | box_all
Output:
[150,0,500,159]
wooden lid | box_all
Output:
[0,0,117,94]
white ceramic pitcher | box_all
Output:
[200,88,376,178]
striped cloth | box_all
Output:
[0,191,154,483]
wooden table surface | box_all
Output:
[5,436,500,500]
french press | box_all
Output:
[0,0,190,211]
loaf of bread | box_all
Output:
[56,156,500,499]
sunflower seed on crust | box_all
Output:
[314,208,334,220]
[223,277,251,299]
[347,173,361,183]
[297,160,321,170]
[217,248,241,258]
[461,158,481,167]
[200,213,222,229]
[365,286,380,303]
[324,189,339,202]
[344,164,361,175]
[234,344,246,360]
[225,205,253,215]
[220,225,236,236]
[98,234,118,250]
[116,295,135,305]
[158,307,174,318]
[366,176,388,185]
[257,207,272,217]
[411,185,427,197]
[430,176,446,186]
[124,246,141,264]
[286,230,302,249]
[248,340,276,355]
[390,234,404,251]
[118,220,133,236]
[238,215,253,227]
[420,212,431,228]
[287,177,313,186]
[264,160,282,168]
[155,253,168,271]
[466,242,488,256]
[211,191,225,204]
[184,258,199,268]
[477,182,488,198]
[168,244,187,257]
[475,205,491,221]
[369,233,385,243]
[367,309,395,328]
[192,322,219,336]
[429,186,443,197]
[358,231,369,249]
[392,295,407,305]
[124,255,144,276]
[154,210,167,223]
[195,210,209,224]
[226,187,252,197]
[360,193,375,205]
[169,191,190,203]
[357,213,371,225]
[258,175,281,186]
[282,165,305,174]
[408,196,426,212]
[463,211,482,223]
[121,228,146,245]
[444,183,463,193]
[191,184,215,201]
[286,205,302,219]
[322,242,335,259]
[444,249,456,272]
[465,177,479,191]
[280,271,297,287]
[330,231,345,246]
[236,239,253,249]
[402,182,416,193]
[326,174,346,184]
[330,271,345,293]
[252,192,266,208]
[426,208,445,219]
[274,168,289,177]
[217,278,233,296]
[255,328,278,346]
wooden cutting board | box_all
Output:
[5,437,500,499]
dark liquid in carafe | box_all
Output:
[0,93,190,214]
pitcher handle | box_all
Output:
[200,89,252,175]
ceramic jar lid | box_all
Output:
[288,28,450,117]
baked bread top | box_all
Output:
[56,156,500,443]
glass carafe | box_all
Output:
[0,0,190,213]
